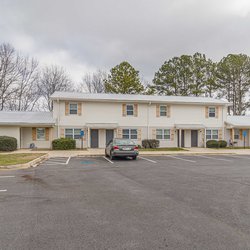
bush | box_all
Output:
[142,139,160,148]
[218,140,227,148]
[0,136,17,151]
[206,140,219,148]
[52,138,76,150]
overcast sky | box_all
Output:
[1,0,250,83]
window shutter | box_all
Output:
[156,104,160,117]
[230,129,233,139]
[152,128,156,139]
[240,129,243,140]
[122,104,126,116]
[82,128,86,141]
[134,104,138,117]
[137,128,141,140]
[78,102,82,116]
[215,106,219,118]
[205,106,209,118]
[117,128,122,138]
[167,106,171,118]
[60,128,65,138]
[65,102,69,116]
[170,129,175,141]
[32,128,36,141]
[218,129,223,140]
[45,128,49,141]
[201,129,205,145]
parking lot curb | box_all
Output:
[0,154,49,170]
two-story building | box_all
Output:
[1,91,247,149]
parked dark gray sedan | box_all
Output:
[105,138,139,160]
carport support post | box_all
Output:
[232,128,234,147]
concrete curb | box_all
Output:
[0,154,49,170]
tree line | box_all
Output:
[1,42,250,115]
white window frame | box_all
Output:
[234,129,240,140]
[206,129,218,140]
[160,105,167,117]
[69,103,78,115]
[208,107,216,118]
[156,129,170,140]
[122,129,137,139]
[36,128,45,141]
[126,104,134,116]
[65,128,81,139]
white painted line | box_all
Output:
[227,155,250,160]
[166,155,196,163]
[138,156,157,163]
[0,176,15,178]
[65,157,71,165]
[45,159,68,163]
[102,156,114,164]
[0,189,7,192]
[197,155,232,162]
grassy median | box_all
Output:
[0,153,45,166]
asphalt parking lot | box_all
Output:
[1,154,250,250]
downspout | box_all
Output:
[147,102,151,139]
[57,98,60,138]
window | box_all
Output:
[160,105,167,116]
[122,129,137,139]
[65,128,81,139]
[156,129,170,140]
[36,128,45,140]
[206,129,218,140]
[208,107,216,117]
[69,103,78,115]
[234,129,240,140]
[126,104,134,116]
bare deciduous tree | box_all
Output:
[39,65,73,111]
[79,70,106,93]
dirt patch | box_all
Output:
[21,174,46,185]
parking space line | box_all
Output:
[102,156,114,164]
[138,156,157,163]
[65,157,71,165]
[197,155,232,162]
[0,176,15,178]
[0,189,7,192]
[226,155,250,160]
[166,155,196,163]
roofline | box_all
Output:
[0,123,55,127]
[50,96,231,106]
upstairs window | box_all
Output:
[69,103,78,115]
[208,107,216,117]
[126,104,134,116]
[160,105,167,116]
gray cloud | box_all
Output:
[1,0,250,82]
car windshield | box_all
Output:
[113,139,136,145]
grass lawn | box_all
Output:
[0,153,45,166]
[139,147,187,151]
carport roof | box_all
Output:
[175,124,205,129]
[0,111,55,126]
[51,91,230,105]
[226,116,250,128]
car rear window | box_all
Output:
[113,139,136,145]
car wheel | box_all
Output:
[110,151,114,160]
[132,156,137,160]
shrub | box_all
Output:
[142,139,160,148]
[218,140,227,148]
[52,138,76,150]
[206,140,219,148]
[0,136,17,151]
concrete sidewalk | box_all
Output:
[1,147,250,157]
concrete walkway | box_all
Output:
[1,147,250,157]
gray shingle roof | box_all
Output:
[0,111,55,126]
[226,116,250,127]
[50,91,230,105]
